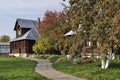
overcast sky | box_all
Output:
[0,0,68,39]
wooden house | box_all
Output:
[64,28,100,58]
[10,18,40,57]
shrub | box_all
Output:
[82,57,94,64]
[34,54,50,59]
[72,57,82,64]
[48,55,60,62]
[56,56,68,63]
[86,57,94,63]
[33,37,55,54]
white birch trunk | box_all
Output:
[101,52,113,69]
[101,60,106,69]
[101,58,111,69]
[105,59,111,69]
[104,52,113,69]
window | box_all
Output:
[18,29,21,35]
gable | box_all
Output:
[14,18,37,31]
[14,21,20,31]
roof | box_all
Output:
[64,30,76,36]
[64,24,82,36]
[11,28,40,42]
[14,18,37,30]
[0,42,10,45]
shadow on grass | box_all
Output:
[110,62,120,69]
[0,77,7,80]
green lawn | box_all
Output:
[50,55,120,80]
[0,57,47,80]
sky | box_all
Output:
[0,0,68,39]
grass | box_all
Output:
[50,55,120,80]
[0,57,48,80]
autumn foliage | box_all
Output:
[33,0,120,58]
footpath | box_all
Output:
[33,59,86,80]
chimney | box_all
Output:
[37,17,40,29]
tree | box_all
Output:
[0,35,10,42]
[39,10,68,54]
[63,0,120,69]
[41,10,60,37]
[90,0,120,69]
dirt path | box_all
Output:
[33,59,86,80]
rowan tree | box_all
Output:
[34,10,67,54]
[63,0,120,69]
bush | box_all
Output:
[72,57,82,64]
[34,54,50,59]
[48,55,60,62]
[86,57,94,63]
[56,56,68,63]
[33,37,55,54]
[66,53,96,64]
[82,57,94,64]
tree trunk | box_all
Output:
[101,59,106,69]
[101,52,113,69]
[101,58,111,69]
[104,58,111,69]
